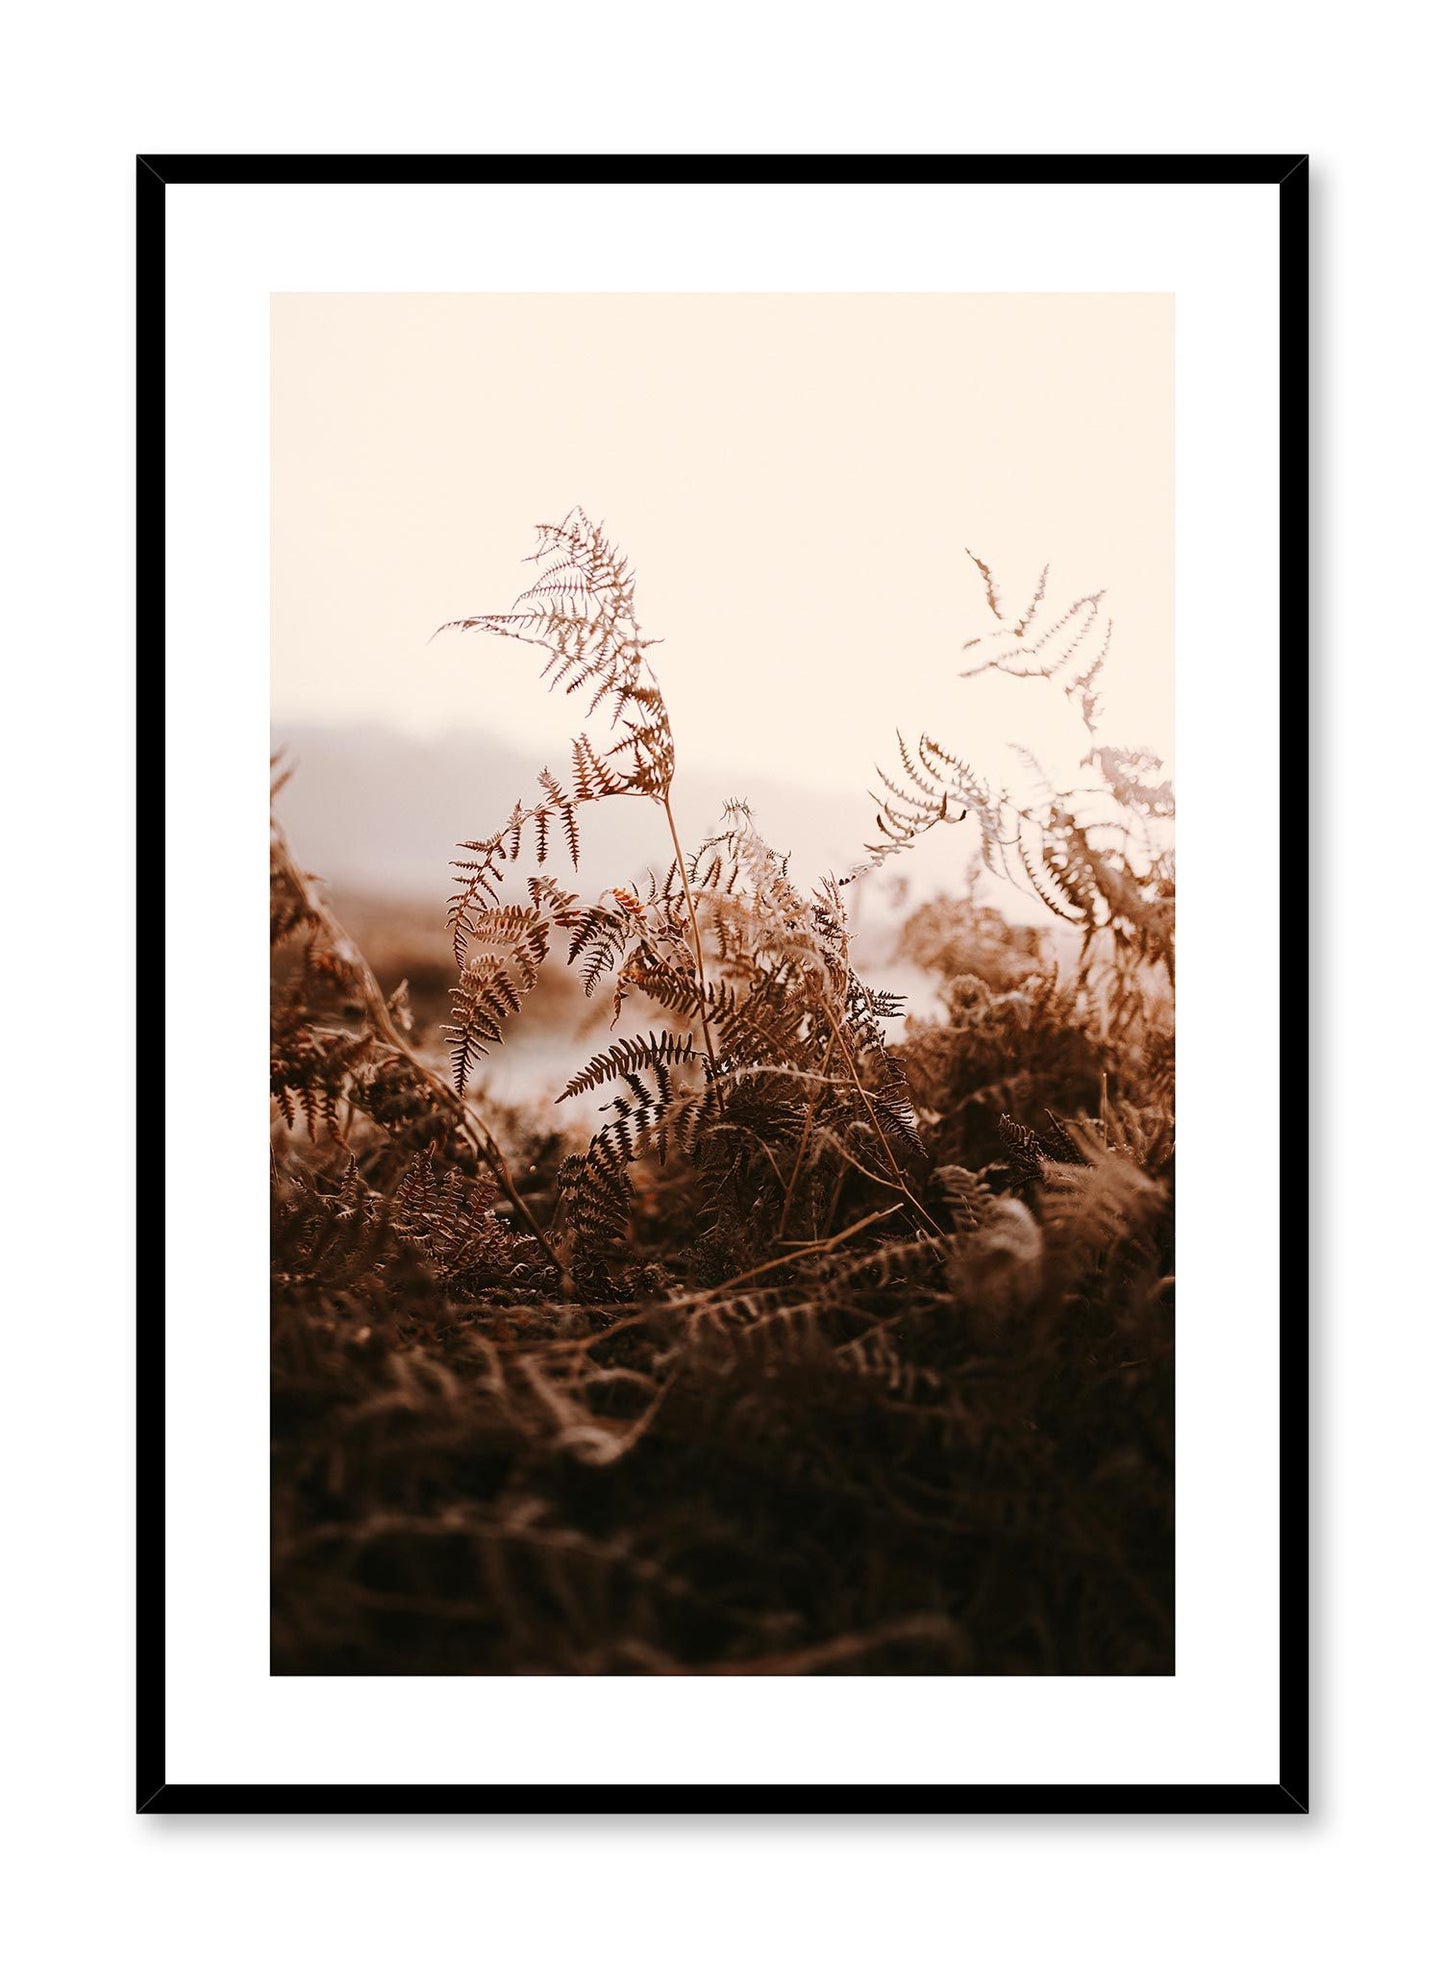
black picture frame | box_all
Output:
[138,151,1308,1816]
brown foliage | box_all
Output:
[271,519,1174,1675]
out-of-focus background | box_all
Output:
[272,292,1173,1099]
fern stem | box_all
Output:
[818,1002,942,1236]
[777,1027,837,1238]
[660,790,721,1086]
[702,1202,904,1295]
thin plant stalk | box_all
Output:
[661,789,720,1085]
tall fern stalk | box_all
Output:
[437,510,926,1263]
[660,789,720,1083]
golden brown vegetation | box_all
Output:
[272,513,1174,1675]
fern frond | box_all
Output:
[960,589,1107,684]
[560,1031,700,1102]
[558,1141,634,1250]
[442,902,552,1092]
[850,731,975,877]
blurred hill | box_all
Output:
[270,722,943,948]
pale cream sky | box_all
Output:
[272,293,1172,800]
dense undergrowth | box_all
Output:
[272,513,1175,1675]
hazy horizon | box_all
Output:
[270,716,1036,937]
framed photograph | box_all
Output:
[141,152,1307,1812]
